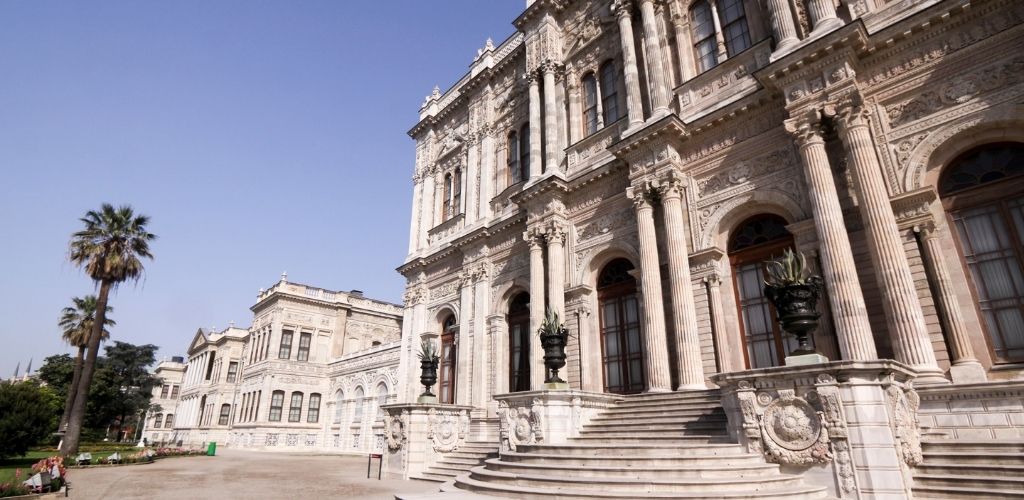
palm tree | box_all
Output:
[61,204,155,455]
[57,295,114,433]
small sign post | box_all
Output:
[366,453,383,480]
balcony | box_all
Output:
[567,118,627,174]
[675,39,772,122]
[428,213,465,246]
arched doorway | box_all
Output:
[597,258,645,394]
[507,292,531,392]
[940,143,1024,364]
[728,214,801,369]
[438,314,458,404]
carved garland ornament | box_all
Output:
[497,400,544,452]
[886,383,923,467]
[384,410,408,451]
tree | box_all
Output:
[99,341,159,441]
[56,296,113,433]
[37,354,75,402]
[0,382,61,459]
[62,204,155,455]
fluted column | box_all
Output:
[408,177,423,253]
[917,222,986,382]
[479,127,495,219]
[628,187,672,392]
[542,61,560,173]
[766,0,800,56]
[705,273,730,373]
[528,73,543,178]
[545,224,567,319]
[612,0,645,128]
[784,112,876,361]
[457,273,474,405]
[659,176,705,389]
[829,100,946,384]
[807,0,842,34]
[568,80,582,144]
[670,12,696,82]
[526,229,547,389]
[638,0,671,115]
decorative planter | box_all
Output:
[419,358,439,398]
[764,277,823,357]
[540,325,568,384]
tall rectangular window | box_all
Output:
[297,333,312,362]
[507,132,520,185]
[279,330,293,359]
[160,385,169,399]
[452,169,462,218]
[218,404,231,426]
[226,361,238,382]
[269,391,284,422]
[582,73,599,135]
[519,123,530,180]
[170,385,180,399]
[307,393,321,423]
[600,62,619,125]
[717,0,751,56]
[288,392,303,423]
[691,1,718,72]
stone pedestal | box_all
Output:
[785,353,830,366]
[494,390,619,452]
[380,403,473,480]
[713,361,921,499]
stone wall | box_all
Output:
[918,381,1024,439]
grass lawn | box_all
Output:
[0,450,124,484]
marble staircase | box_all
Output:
[412,441,500,483]
[448,390,832,499]
[913,438,1024,499]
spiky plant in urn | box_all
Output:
[417,338,440,402]
[538,309,569,388]
[764,249,826,363]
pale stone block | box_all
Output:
[855,469,907,491]
[970,413,1009,427]
[949,399,985,412]
[848,404,892,425]
[848,425,898,446]
[918,414,935,427]
[852,447,901,467]
[985,399,1024,411]
[955,428,995,439]
[994,427,1024,438]
[934,413,970,427]
[918,401,948,413]
[1009,412,1024,426]
[846,385,886,403]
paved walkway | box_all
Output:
[67,448,440,499]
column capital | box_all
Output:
[543,222,567,244]
[539,59,563,76]
[824,92,871,133]
[656,171,688,200]
[626,184,655,210]
[784,110,826,148]
[913,220,939,240]
[525,70,541,85]
[611,0,634,19]
[523,227,546,248]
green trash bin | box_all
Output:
[206,442,216,456]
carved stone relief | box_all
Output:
[497,399,544,452]
[427,407,469,453]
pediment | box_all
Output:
[187,328,208,354]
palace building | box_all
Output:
[140,275,404,454]
[386,0,1024,497]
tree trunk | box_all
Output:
[58,345,86,433]
[60,280,112,455]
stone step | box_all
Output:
[590,411,726,424]
[482,457,781,479]
[569,435,734,445]
[411,472,453,483]
[444,451,496,460]
[468,465,809,493]
[582,420,728,431]
[915,463,1024,476]
[914,473,1024,490]
[617,390,721,401]
[601,405,727,417]
[454,473,830,499]
[498,450,768,467]
[921,452,1024,466]
[436,457,487,466]
[428,463,477,475]
[913,485,1024,499]
[516,442,748,457]
[578,430,730,440]
[920,439,1024,453]
[608,397,723,409]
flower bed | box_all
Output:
[0,457,67,499]
[67,447,205,468]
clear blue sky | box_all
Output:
[0,1,524,374]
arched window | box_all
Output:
[690,0,751,72]
[728,214,798,369]
[718,0,751,57]
[941,143,1024,363]
[219,404,231,426]
[288,392,303,422]
[375,383,389,421]
[598,259,645,394]
[153,413,163,428]
[353,386,365,420]
[269,390,284,422]
[442,173,453,221]
[307,393,321,423]
[452,168,462,217]
[439,315,458,404]
[508,131,521,184]
[600,61,619,125]
[334,390,345,423]
[507,292,531,392]
[691,0,718,72]
[519,123,530,180]
[164,414,174,428]
[582,72,599,136]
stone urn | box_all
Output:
[538,310,569,384]
[763,249,823,357]
[417,339,440,400]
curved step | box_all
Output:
[483,457,781,479]
[914,473,1024,490]
[498,450,768,467]
[913,485,1024,499]
[568,435,734,445]
[517,442,748,457]
[468,465,807,493]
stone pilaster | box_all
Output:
[472,265,491,409]
[457,272,474,406]
[479,126,495,219]
[638,0,671,115]
[705,272,730,373]
[612,0,645,128]
[669,9,695,82]
[658,173,705,389]
[765,0,800,57]
[545,223,567,319]
[627,185,672,392]
[528,73,543,179]
[541,61,561,173]
[525,228,547,390]
[784,111,876,361]
[807,0,842,34]
[828,98,946,384]
[567,78,582,144]
[917,221,987,383]
[408,177,423,253]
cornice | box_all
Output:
[609,114,688,158]
[514,0,568,29]
[754,22,869,91]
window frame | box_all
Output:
[599,61,619,126]
[218,404,231,426]
[288,392,303,423]
[296,332,312,362]
[307,393,321,423]
[269,390,284,422]
[226,361,238,383]
[582,72,600,136]
[279,330,293,359]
